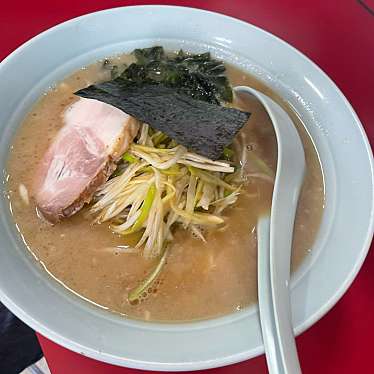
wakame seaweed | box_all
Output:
[76,83,250,160]
[107,46,233,104]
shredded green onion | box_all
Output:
[152,132,169,146]
[92,127,239,257]
[223,147,234,160]
[123,152,139,164]
[122,183,156,235]
[224,190,231,197]
[128,244,169,303]
[90,123,253,298]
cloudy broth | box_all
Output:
[6,54,324,322]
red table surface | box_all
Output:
[1,1,373,373]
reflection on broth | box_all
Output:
[6,50,324,322]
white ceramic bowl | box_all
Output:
[0,6,373,371]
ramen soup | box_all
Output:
[6,48,324,322]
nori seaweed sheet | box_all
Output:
[76,83,250,160]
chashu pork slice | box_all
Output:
[34,97,139,223]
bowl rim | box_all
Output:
[0,5,373,371]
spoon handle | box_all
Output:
[257,215,302,374]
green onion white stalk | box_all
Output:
[91,123,240,262]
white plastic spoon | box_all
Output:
[234,86,305,374]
